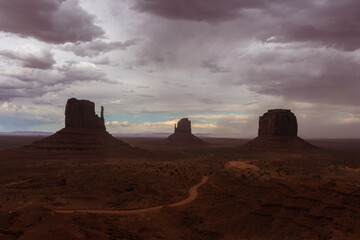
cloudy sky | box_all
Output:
[0,0,359,138]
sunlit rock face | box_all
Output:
[258,109,298,137]
[65,98,105,130]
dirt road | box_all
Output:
[53,176,209,215]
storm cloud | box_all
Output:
[134,0,265,23]
[0,0,359,137]
[0,61,113,101]
[130,0,360,108]
[134,0,360,50]
[232,42,360,106]
[0,0,104,44]
[0,49,56,70]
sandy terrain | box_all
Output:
[0,137,359,239]
[53,176,208,214]
[225,161,260,171]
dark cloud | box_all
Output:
[131,0,360,108]
[0,0,104,44]
[0,76,65,101]
[61,39,141,57]
[135,0,360,50]
[0,49,55,70]
[0,0,358,137]
[134,0,263,23]
[268,0,360,51]
[0,62,112,101]
[238,44,360,106]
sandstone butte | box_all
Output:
[243,109,314,149]
[167,118,207,146]
[29,98,133,152]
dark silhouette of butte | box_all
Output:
[30,98,131,151]
[167,118,207,145]
[243,109,314,149]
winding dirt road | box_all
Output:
[53,176,209,215]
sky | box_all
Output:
[0,0,359,138]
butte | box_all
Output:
[29,98,134,152]
[166,118,207,146]
[242,109,314,149]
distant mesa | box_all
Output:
[167,118,207,145]
[243,109,314,149]
[29,98,132,151]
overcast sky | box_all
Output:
[0,0,359,138]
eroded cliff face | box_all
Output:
[29,98,136,152]
[258,109,298,137]
[168,118,206,145]
[65,98,105,130]
[241,109,314,150]
[174,118,191,133]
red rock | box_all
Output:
[65,98,105,130]
[258,109,297,136]
[174,118,191,133]
[167,118,207,145]
[29,98,137,153]
[242,109,314,150]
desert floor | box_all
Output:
[0,136,359,239]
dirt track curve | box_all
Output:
[53,176,209,215]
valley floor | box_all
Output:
[0,137,359,239]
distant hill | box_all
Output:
[112,133,169,138]
[112,133,211,138]
[0,131,53,136]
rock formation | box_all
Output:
[174,118,192,133]
[65,98,105,130]
[29,98,133,152]
[242,109,314,150]
[167,118,207,145]
[258,109,298,136]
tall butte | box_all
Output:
[167,118,207,145]
[30,98,131,151]
[243,109,314,149]
[65,98,106,130]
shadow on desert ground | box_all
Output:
[0,136,359,240]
